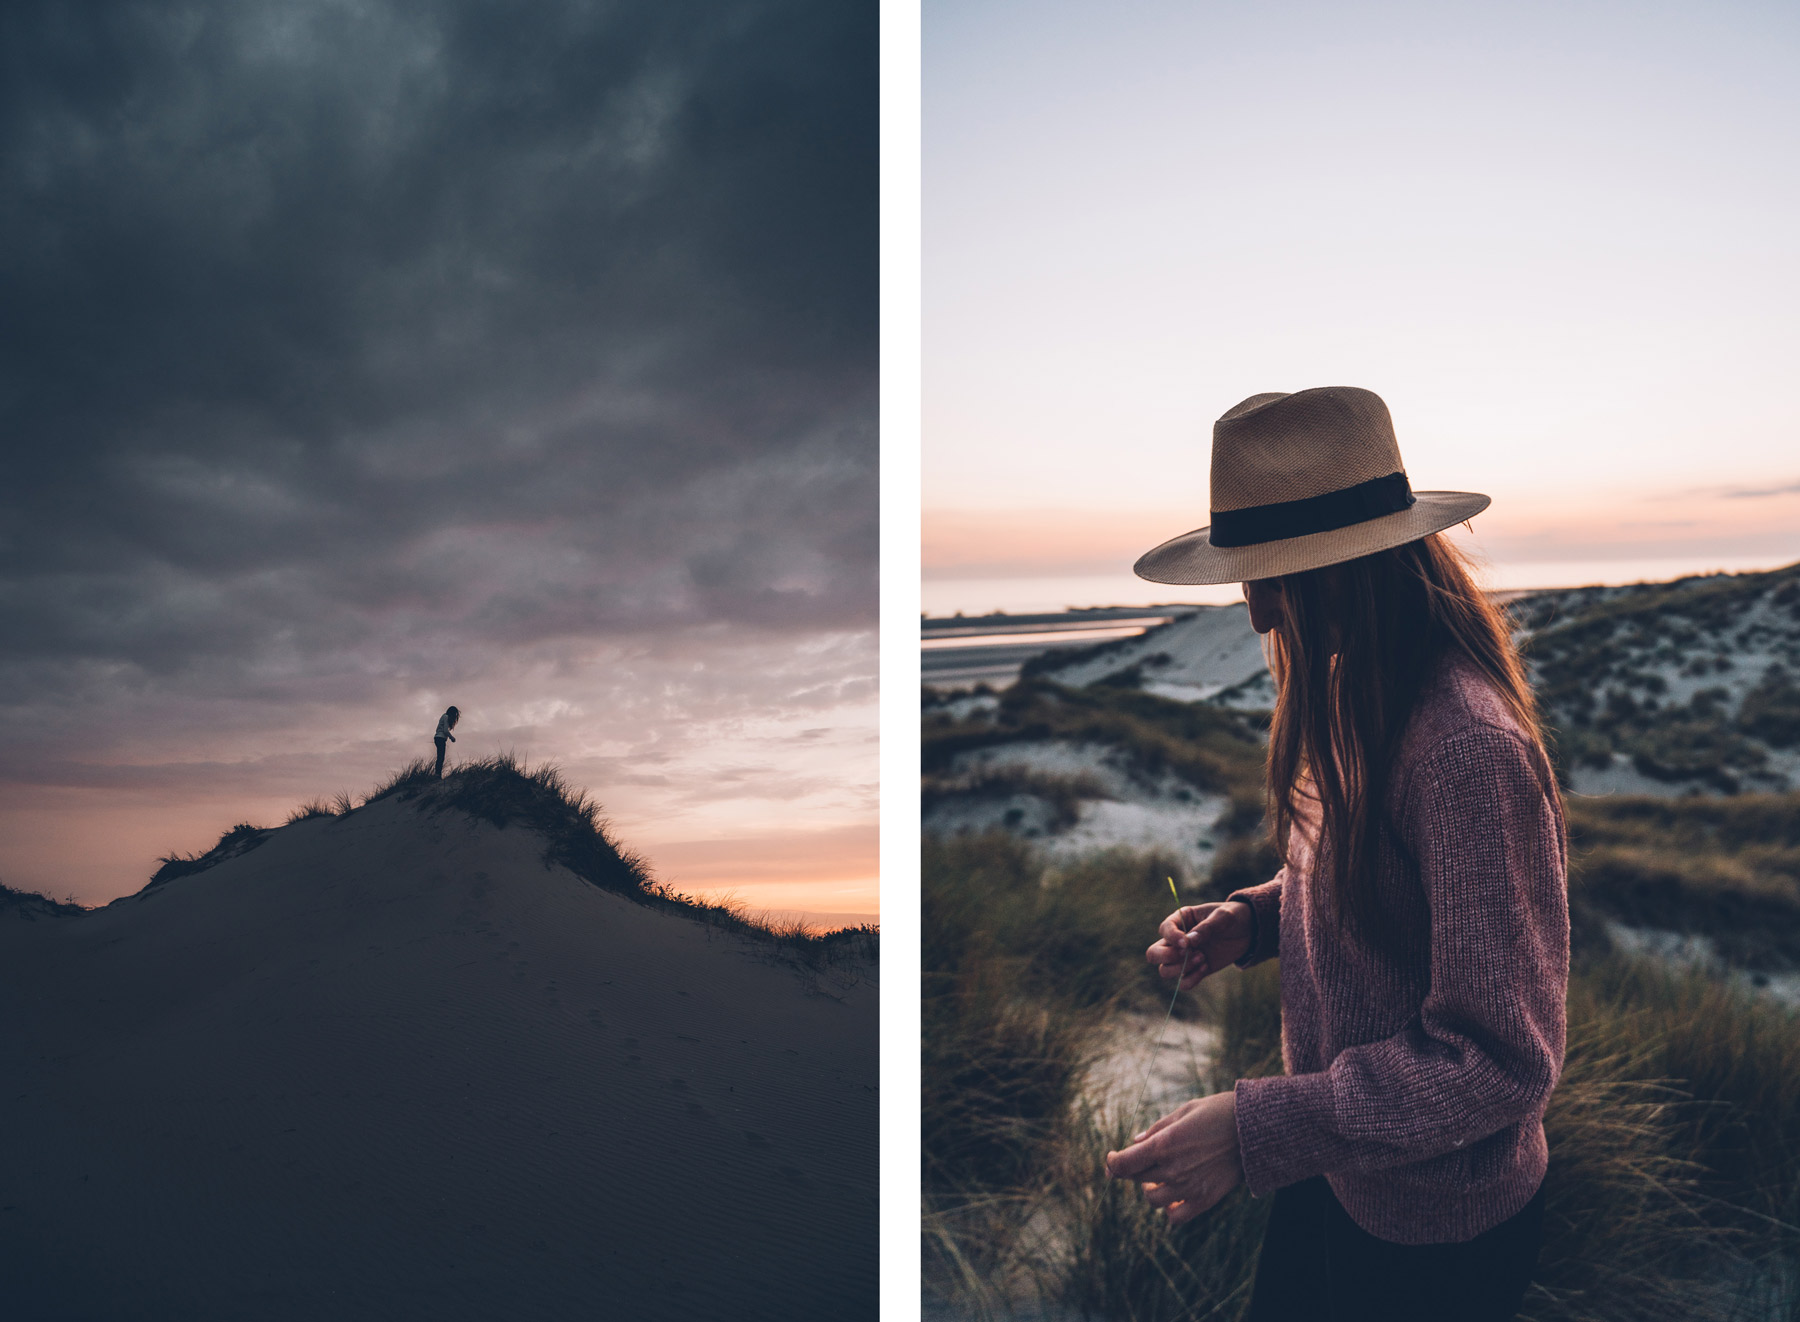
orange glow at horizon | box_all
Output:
[924,486,1800,583]
[648,825,879,919]
[2,785,879,919]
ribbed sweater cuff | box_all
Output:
[1234,1071,1340,1196]
[1226,885,1280,968]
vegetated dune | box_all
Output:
[1019,561,1800,796]
[0,762,877,1322]
[1025,601,1271,706]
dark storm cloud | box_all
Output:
[0,0,876,740]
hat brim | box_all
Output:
[1133,491,1492,586]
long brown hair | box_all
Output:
[1262,533,1556,958]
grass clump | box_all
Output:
[419,753,654,897]
[147,823,272,889]
[1566,792,1800,972]
[923,834,1212,1306]
[135,752,875,962]
[923,679,1270,865]
[362,758,440,804]
[1520,562,1800,793]
[0,882,87,919]
[923,766,1114,834]
[1740,666,1800,748]
[401,753,878,958]
[925,825,1800,1320]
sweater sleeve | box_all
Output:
[1225,870,1284,968]
[1233,724,1569,1195]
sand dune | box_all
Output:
[0,780,877,1320]
[1030,603,1270,705]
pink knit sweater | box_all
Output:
[1227,652,1569,1245]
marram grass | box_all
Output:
[923,840,1800,1322]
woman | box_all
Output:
[1103,387,1568,1322]
[433,705,459,778]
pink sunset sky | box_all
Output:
[924,0,1800,615]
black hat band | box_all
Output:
[1208,471,1416,548]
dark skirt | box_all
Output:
[1245,1174,1546,1322]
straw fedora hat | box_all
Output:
[1133,386,1490,585]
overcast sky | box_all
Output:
[0,0,878,917]
[925,0,1800,613]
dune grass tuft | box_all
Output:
[148,823,272,890]
[1565,792,1800,971]
[135,752,876,961]
[0,882,88,919]
[923,833,1800,1321]
[923,679,1270,838]
[362,759,438,804]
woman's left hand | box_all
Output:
[1103,1090,1244,1225]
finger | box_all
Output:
[1177,921,1229,960]
[1104,1139,1161,1182]
[1135,1095,1203,1144]
[1129,1112,1170,1144]
[1151,932,1201,965]
[1142,1181,1182,1209]
[1166,1196,1206,1226]
[1188,908,1233,942]
[1160,905,1211,941]
[1179,964,1210,990]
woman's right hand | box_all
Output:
[1145,901,1254,990]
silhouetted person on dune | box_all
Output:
[433,706,459,778]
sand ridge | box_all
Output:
[0,792,877,1320]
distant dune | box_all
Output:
[0,762,877,1321]
[993,561,1800,796]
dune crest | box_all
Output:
[0,762,877,1321]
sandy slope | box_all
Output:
[1034,604,1270,705]
[922,738,1232,885]
[0,794,877,1321]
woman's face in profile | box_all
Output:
[1243,580,1285,635]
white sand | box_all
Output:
[1606,921,1800,1009]
[1084,1011,1220,1126]
[1034,604,1269,705]
[0,794,876,1320]
[923,739,1233,884]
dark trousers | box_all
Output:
[433,736,447,777]
[1245,1175,1545,1322]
